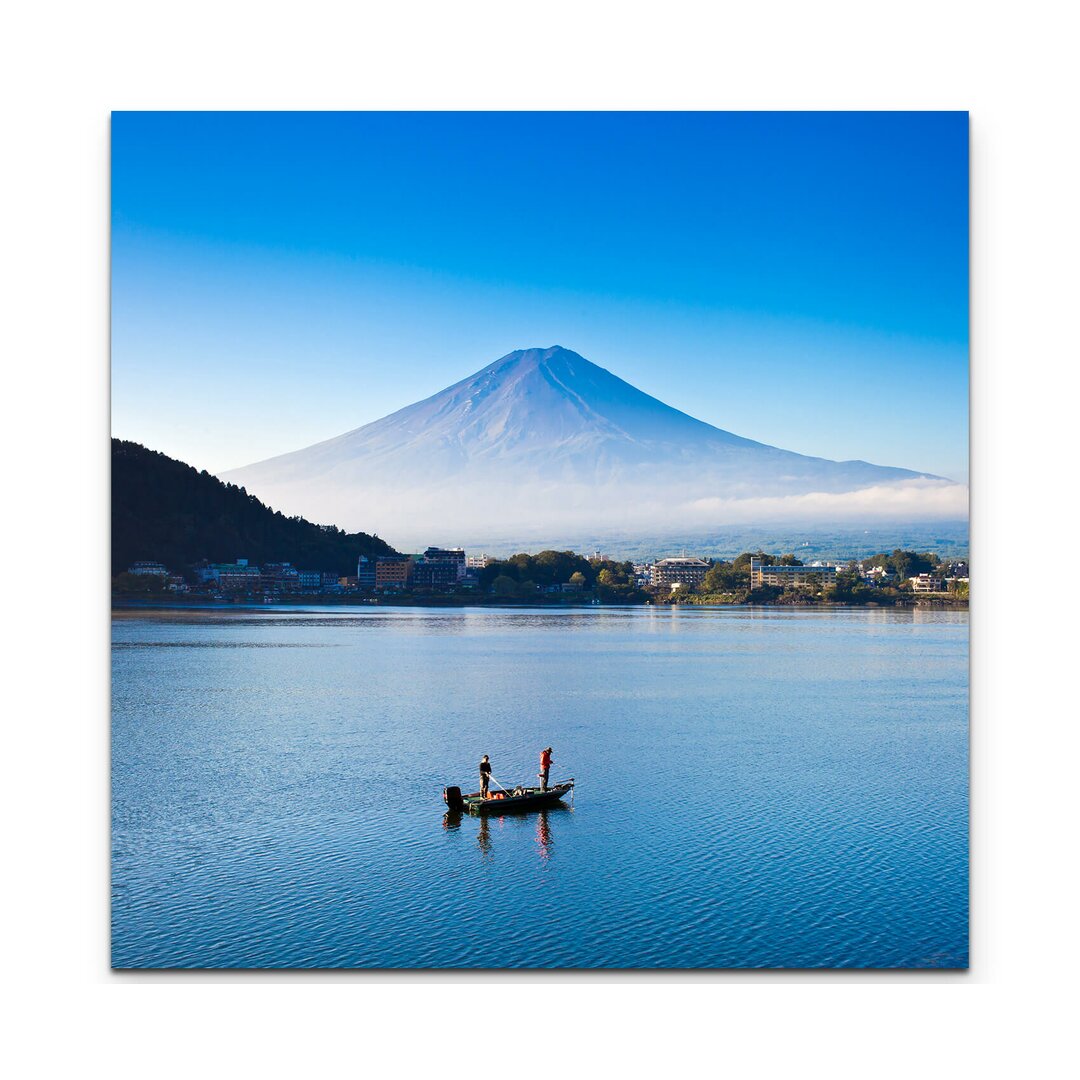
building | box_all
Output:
[749,558,838,589]
[374,556,411,589]
[466,554,493,569]
[423,547,467,580]
[650,557,710,591]
[356,554,412,589]
[862,565,899,585]
[127,561,169,576]
[297,570,322,589]
[197,559,262,591]
[218,567,262,591]
[411,558,459,587]
[261,562,300,592]
[910,573,945,593]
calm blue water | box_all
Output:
[112,604,968,969]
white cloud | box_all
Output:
[682,479,970,524]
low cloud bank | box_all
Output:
[683,478,969,524]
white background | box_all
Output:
[2,1,1077,1075]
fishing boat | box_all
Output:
[443,779,574,815]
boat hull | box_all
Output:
[446,781,574,815]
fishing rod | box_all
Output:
[486,773,515,795]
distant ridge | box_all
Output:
[220,346,966,545]
[111,439,396,575]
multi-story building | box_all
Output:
[357,554,412,589]
[466,554,492,569]
[197,559,262,591]
[127,561,169,576]
[749,558,838,589]
[297,570,322,589]
[423,547,467,580]
[910,573,945,593]
[650,557,710,591]
[262,562,301,593]
[411,559,459,587]
[218,571,257,591]
[374,556,411,589]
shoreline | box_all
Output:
[112,595,969,612]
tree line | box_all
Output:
[476,547,967,606]
[478,550,649,602]
[693,549,968,605]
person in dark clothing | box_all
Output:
[479,754,492,798]
[539,746,553,791]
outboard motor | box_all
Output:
[444,785,464,812]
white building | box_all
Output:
[909,573,945,593]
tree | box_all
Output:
[702,561,744,593]
[492,574,517,597]
[732,551,775,571]
[569,571,587,586]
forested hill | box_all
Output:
[112,439,397,576]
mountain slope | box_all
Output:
[220,347,962,543]
[112,439,396,575]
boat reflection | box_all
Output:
[477,815,492,858]
[535,809,553,861]
[443,803,571,862]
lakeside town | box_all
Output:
[114,545,970,607]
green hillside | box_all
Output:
[112,439,396,576]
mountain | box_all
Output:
[112,439,396,576]
[219,346,966,546]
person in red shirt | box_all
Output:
[539,746,554,791]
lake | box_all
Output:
[111,604,968,969]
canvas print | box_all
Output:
[111,112,969,969]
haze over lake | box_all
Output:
[112,604,968,969]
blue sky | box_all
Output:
[112,112,968,481]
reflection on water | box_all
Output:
[536,811,553,861]
[443,806,567,865]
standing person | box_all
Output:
[479,754,492,798]
[539,746,554,791]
